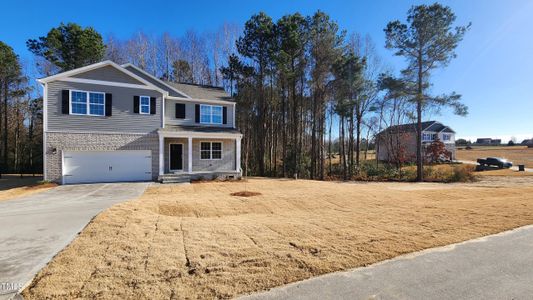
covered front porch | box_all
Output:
[157,126,242,183]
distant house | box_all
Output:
[521,139,532,145]
[376,121,456,162]
[476,138,501,145]
[476,138,492,145]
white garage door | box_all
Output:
[63,150,152,184]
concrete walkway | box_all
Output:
[0,182,149,299]
[241,225,533,300]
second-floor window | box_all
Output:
[139,96,150,114]
[71,90,105,116]
[442,133,451,141]
[422,133,437,141]
[200,104,223,124]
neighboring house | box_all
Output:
[38,61,242,184]
[475,138,502,145]
[522,139,533,148]
[476,138,492,145]
[376,121,456,162]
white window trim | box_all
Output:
[168,143,184,171]
[200,104,223,125]
[422,132,436,142]
[139,95,151,115]
[69,89,106,117]
[442,133,451,141]
[199,141,223,160]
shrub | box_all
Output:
[360,162,398,180]
[447,165,476,182]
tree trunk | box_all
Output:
[340,116,347,180]
[328,106,332,176]
[355,115,361,167]
[319,106,325,180]
[348,111,354,178]
[416,51,424,182]
[310,92,317,179]
[282,82,287,177]
[0,80,2,179]
[3,81,8,174]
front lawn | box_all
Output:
[0,174,56,202]
[23,177,533,299]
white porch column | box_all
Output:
[158,133,164,176]
[188,136,193,173]
[236,137,242,172]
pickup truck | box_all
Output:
[477,157,513,169]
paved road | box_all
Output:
[0,183,149,299]
[241,225,533,300]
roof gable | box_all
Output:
[37,61,168,94]
[122,64,189,98]
[378,121,455,135]
[72,65,143,84]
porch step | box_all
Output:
[158,174,191,184]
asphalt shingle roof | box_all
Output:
[165,82,234,102]
[378,121,455,135]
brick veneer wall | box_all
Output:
[45,131,159,183]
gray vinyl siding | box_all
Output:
[162,138,236,173]
[165,99,234,128]
[47,80,162,133]
[124,66,187,97]
[72,65,144,84]
[192,139,235,172]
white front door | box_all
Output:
[62,150,152,184]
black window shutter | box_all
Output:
[223,106,227,124]
[105,93,112,116]
[150,97,156,115]
[175,103,186,119]
[133,96,139,113]
[195,104,200,123]
[61,90,70,114]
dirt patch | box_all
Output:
[23,177,533,299]
[231,191,262,197]
[476,169,533,177]
[0,180,57,202]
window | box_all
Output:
[200,142,223,160]
[89,92,105,116]
[442,134,451,141]
[422,133,437,141]
[71,90,105,116]
[140,96,150,114]
[200,104,223,124]
[71,91,87,115]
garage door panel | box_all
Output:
[63,151,152,184]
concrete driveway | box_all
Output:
[241,225,533,300]
[0,182,149,299]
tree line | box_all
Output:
[0,3,469,181]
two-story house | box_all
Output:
[376,121,456,162]
[38,61,242,184]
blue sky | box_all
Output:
[2,0,532,142]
